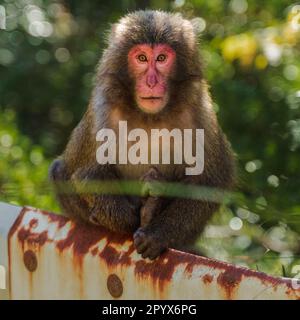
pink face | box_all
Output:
[128,44,176,114]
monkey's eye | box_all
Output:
[137,54,147,62]
[156,54,167,62]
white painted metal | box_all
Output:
[0,202,23,300]
[6,206,300,300]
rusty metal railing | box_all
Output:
[0,201,299,300]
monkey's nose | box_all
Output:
[146,74,158,88]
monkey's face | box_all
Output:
[128,44,176,114]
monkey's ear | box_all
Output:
[190,17,205,35]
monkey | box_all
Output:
[49,10,236,260]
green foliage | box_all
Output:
[0,109,59,212]
[1,0,300,276]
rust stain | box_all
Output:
[98,243,133,266]
[44,210,69,228]
[134,250,199,292]
[29,219,38,229]
[55,221,132,271]
[217,270,242,299]
[56,223,102,255]
[56,223,104,271]
[91,247,99,256]
[202,274,214,285]
[8,207,28,240]
[98,245,120,265]
[7,206,300,300]
[119,243,135,265]
[285,287,300,300]
[18,229,48,248]
[183,254,296,292]
[56,221,130,255]
[10,206,135,267]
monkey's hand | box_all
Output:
[133,227,168,260]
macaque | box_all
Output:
[49,10,235,260]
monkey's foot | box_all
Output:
[133,227,168,260]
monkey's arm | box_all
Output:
[134,196,219,259]
[134,165,234,260]
[50,159,140,234]
[140,167,169,228]
[134,131,236,259]
[140,197,165,228]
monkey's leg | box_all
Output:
[50,160,140,233]
[72,164,140,234]
[134,186,220,260]
[49,159,91,222]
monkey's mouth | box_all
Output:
[140,96,163,100]
[137,96,167,114]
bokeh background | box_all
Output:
[1,0,300,277]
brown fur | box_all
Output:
[49,10,236,260]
